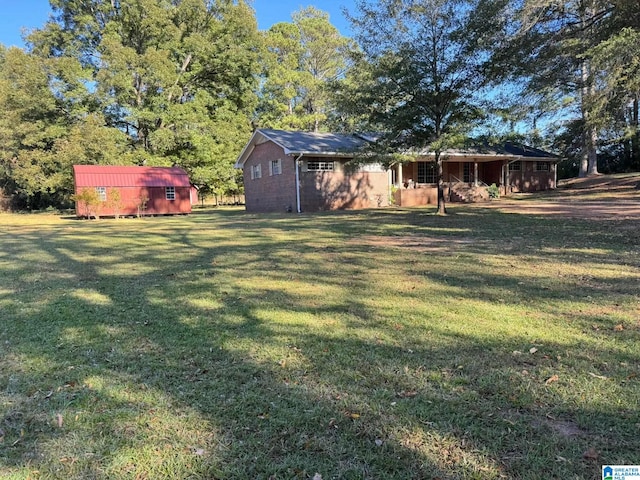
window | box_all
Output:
[536,161,550,171]
[307,160,334,171]
[269,158,282,176]
[95,187,107,201]
[463,163,474,183]
[508,161,522,172]
[417,162,437,183]
[251,163,262,180]
[166,186,175,200]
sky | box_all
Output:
[0,0,356,49]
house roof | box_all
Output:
[234,129,369,168]
[73,165,191,188]
[234,129,559,168]
[502,142,559,159]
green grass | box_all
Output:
[0,205,638,479]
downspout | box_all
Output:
[294,154,303,213]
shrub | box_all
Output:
[487,183,500,199]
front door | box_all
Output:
[463,162,474,183]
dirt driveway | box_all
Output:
[475,174,640,220]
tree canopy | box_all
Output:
[2,0,261,208]
[257,7,352,132]
[338,0,489,213]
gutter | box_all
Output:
[294,153,303,213]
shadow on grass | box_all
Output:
[1,207,638,478]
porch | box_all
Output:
[391,158,508,206]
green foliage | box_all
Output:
[0,0,262,209]
[341,0,488,213]
[587,27,640,170]
[257,7,352,132]
[483,0,640,176]
[71,187,102,218]
[487,183,500,199]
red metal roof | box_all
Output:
[73,165,191,188]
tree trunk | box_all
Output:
[580,58,598,177]
[436,154,446,215]
[586,122,598,175]
[632,97,640,170]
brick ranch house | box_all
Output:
[73,165,198,218]
[235,129,560,213]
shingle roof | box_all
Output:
[258,129,369,154]
[422,142,559,160]
[73,165,191,188]
[234,129,559,168]
[503,142,559,159]
[234,129,369,168]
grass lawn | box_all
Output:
[0,203,638,479]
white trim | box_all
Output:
[269,158,282,176]
[295,154,303,213]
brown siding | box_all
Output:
[243,142,298,213]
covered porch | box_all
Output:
[391,157,513,206]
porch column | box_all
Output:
[397,163,403,187]
[474,161,478,187]
[503,160,509,196]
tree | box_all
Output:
[257,7,352,132]
[342,0,487,214]
[0,47,126,208]
[586,0,640,170]
[27,0,260,199]
[72,187,102,219]
[482,0,640,177]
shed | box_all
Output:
[72,165,196,218]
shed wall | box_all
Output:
[74,186,191,217]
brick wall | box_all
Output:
[508,161,555,192]
[299,160,389,211]
[243,142,298,213]
[243,147,391,212]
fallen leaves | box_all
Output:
[545,374,559,385]
[582,447,599,461]
[396,390,418,399]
